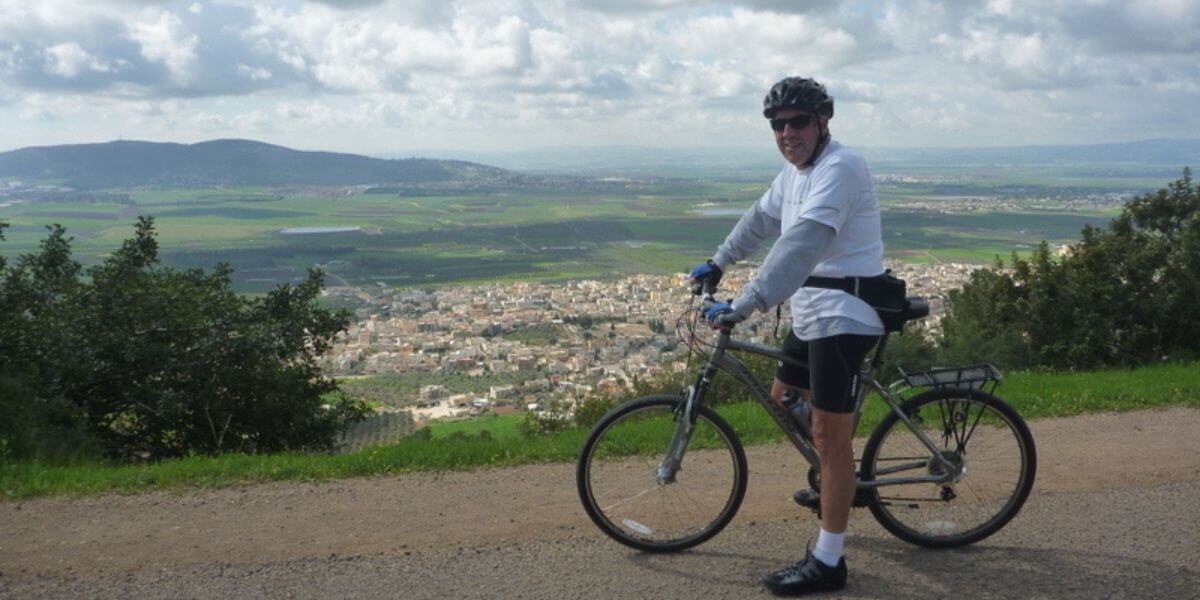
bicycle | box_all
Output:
[576,287,1037,553]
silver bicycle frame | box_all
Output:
[667,327,961,490]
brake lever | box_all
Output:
[690,277,721,297]
[697,293,738,332]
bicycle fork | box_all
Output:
[656,376,706,484]
[652,386,700,484]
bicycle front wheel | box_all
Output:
[860,387,1037,548]
[576,395,747,553]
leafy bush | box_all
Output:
[0,218,367,461]
[877,324,939,379]
[569,395,621,430]
[518,397,574,437]
[939,169,1199,370]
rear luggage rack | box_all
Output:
[898,363,1002,394]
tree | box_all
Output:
[878,325,939,380]
[647,318,666,334]
[938,169,1200,370]
[0,218,367,460]
[0,223,96,459]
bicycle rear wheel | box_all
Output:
[860,387,1036,548]
[576,395,747,553]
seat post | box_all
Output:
[869,332,890,372]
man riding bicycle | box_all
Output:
[691,76,884,596]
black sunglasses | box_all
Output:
[769,114,816,132]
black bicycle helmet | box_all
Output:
[762,77,834,119]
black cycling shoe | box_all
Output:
[761,551,847,596]
[792,488,873,511]
[793,488,821,510]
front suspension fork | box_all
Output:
[656,366,714,483]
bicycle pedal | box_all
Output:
[852,490,872,508]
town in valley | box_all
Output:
[322,261,978,425]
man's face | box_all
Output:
[771,107,826,168]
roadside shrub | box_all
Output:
[570,394,621,430]
[938,169,1199,370]
[518,398,574,437]
[878,324,939,379]
[0,218,367,460]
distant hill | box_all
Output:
[861,138,1200,169]
[418,138,1200,177]
[0,139,519,190]
[6,138,1196,188]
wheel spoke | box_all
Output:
[578,397,746,552]
[599,484,656,513]
[961,398,988,451]
[862,389,1035,548]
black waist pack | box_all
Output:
[802,269,908,332]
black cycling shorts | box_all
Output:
[775,331,879,414]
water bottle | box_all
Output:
[782,390,812,440]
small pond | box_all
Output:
[279,226,363,235]
[694,208,745,216]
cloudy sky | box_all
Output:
[1,0,1197,156]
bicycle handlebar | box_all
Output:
[690,278,720,297]
[695,291,738,332]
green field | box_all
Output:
[0,170,1148,291]
[428,413,524,441]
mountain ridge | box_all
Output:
[0,138,515,190]
[4,137,1196,187]
[411,138,1200,175]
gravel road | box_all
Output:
[3,407,1199,599]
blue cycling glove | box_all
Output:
[704,302,746,326]
[689,260,723,287]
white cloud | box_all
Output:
[43,42,118,77]
[127,11,199,85]
[827,78,883,104]
[236,64,272,81]
[0,0,1197,152]
[955,28,1093,89]
[453,15,533,76]
[577,0,840,13]
[884,0,1198,93]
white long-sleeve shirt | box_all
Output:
[712,140,885,340]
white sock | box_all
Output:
[812,528,845,567]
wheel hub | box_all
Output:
[928,449,965,481]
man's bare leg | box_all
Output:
[811,408,856,533]
[760,385,852,592]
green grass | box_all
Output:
[502,323,570,346]
[1000,362,1200,418]
[427,413,524,441]
[3,360,1199,500]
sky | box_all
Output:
[1,0,1198,156]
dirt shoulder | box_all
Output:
[3,407,1199,578]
